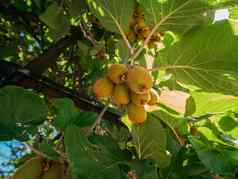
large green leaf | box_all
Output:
[87,0,135,33]
[138,0,237,35]
[138,0,215,35]
[65,125,128,179]
[131,115,171,168]
[189,136,237,175]
[197,127,233,147]
[185,92,238,117]
[52,98,97,130]
[0,86,47,140]
[213,114,238,140]
[68,0,88,16]
[158,20,238,96]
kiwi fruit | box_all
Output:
[131,92,151,106]
[108,64,128,84]
[12,157,43,179]
[127,66,153,94]
[93,77,114,98]
[41,162,64,179]
[128,103,147,123]
[113,84,130,106]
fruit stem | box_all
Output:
[87,105,109,136]
[147,67,160,72]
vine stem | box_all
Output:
[148,67,160,72]
[170,127,185,146]
[129,19,166,63]
[79,23,99,48]
[87,105,109,136]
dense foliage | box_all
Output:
[0,0,238,178]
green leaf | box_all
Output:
[68,0,88,16]
[189,136,236,175]
[87,0,135,33]
[52,98,97,130]
[152,108,188,134]
[162,32,178,48]
[197,127,231,146]
[65,125,127,178]
[222,149,238,166]
[131,115,171,168]
[229,6,238,19]
[185,92,238,117]
[39,2,70,39]
[0,86,47,140]
[38,143,60,161]
[214,115,238,140]
[138,0,215,35]
[158,20,238,96]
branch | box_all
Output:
[0,60,124,127]
[26,27,84,75]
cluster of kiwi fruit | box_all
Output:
[93,64,159,124]
[12,156,64,179]
[125,6,163,48]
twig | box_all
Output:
[114,20,134,55]
[79,23,99,48]
[170,127,185,146]
[148,67,160,72]
[129,11,173,63]
[87,105,109,136]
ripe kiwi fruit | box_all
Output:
[128,103,147,123]
[93,77,114,98]
[108,64,128,84]
[127,66,153,94]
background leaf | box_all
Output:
[0,86,47,140]
[138,0,215,35]
[87,0,135,33]
[40,2,70,39]
[185,92,238,117]
[68,0,88,16]
[189,136,237,175]
[158,20,238,96]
